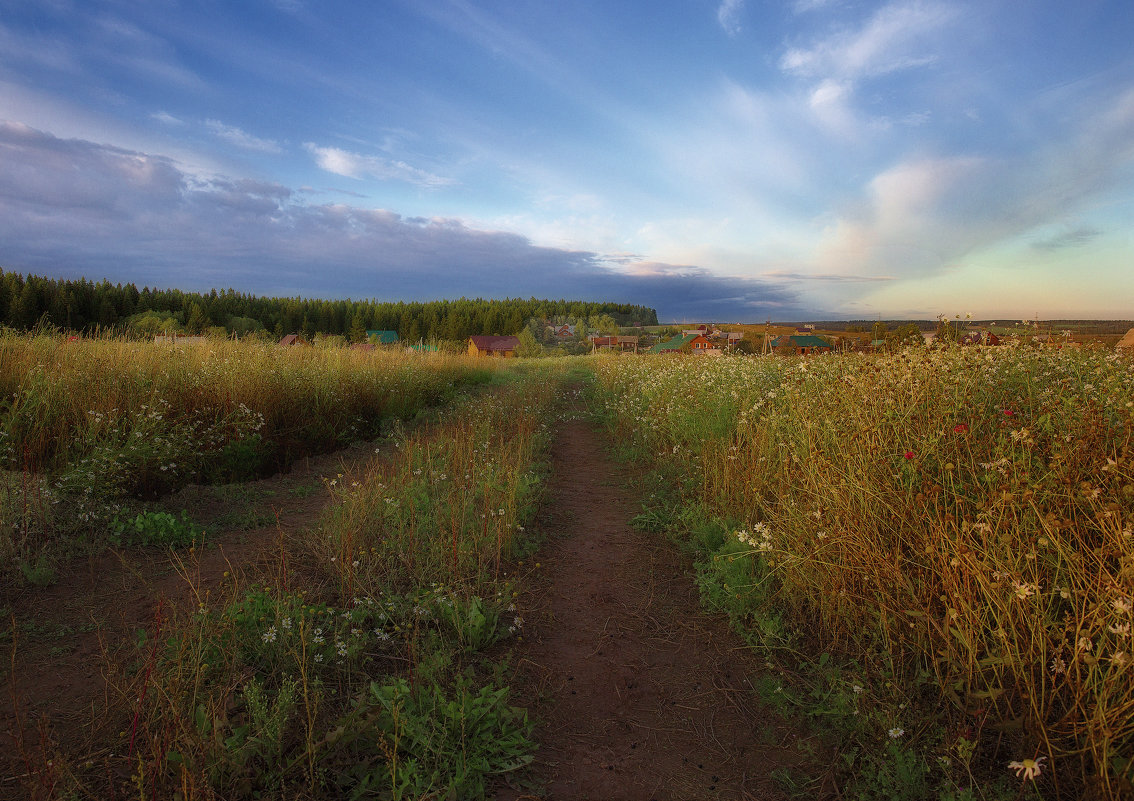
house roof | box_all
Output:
[1117,328,1134,350]
[771,335,832,349]
[469,335,520,351]
[648,333,697,353]
[279,334,307,346]
[365,330,399,344]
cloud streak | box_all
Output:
[304,143,454,188]
[780,1,956,81]
[717,0,744,36]
[206,119,282,153]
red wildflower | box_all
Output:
[1002,409,1015,417]
[904,450,915,460]
[953,423,969,434]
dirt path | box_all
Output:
[501,417,812,800]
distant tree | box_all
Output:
[185,301,208,334]
[514,329,542,358]
[348,311,368,343]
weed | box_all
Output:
[110,510,205,548]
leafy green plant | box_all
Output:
[18,550,56,587]
[110,509,205,547]
[341,677,534,800]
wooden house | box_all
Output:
[770,334,833,355]
[278,334,309,346]
[1117,328,1134,352]
[468,335,520,357]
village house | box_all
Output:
[770,334,833,355]
[648,333,697,354]
[365,330,399,345]
[278,334,308,346]
[1117,328,1134,352]
[549,323,576,341]
[688,334,717,354]
[588,334,639,352]
[468,334,520,357]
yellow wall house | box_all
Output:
[468,335,520,357]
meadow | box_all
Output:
[591,344,1133,799]
[3,330,1131,799]
[0,333,501,590]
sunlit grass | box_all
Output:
[592,344,1134,799]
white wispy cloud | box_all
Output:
[150,111,183,126]
[304,143,454,188]
[717,0,744,36]
[780,1,957,81]
[205,120,282,153]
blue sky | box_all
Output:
[1,0,1132,321]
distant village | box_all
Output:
[170,318,1134,358]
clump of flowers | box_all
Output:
[736,522,773,551]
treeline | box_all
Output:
[0,269,657,341]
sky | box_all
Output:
[1,0,1132,322]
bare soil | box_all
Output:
[0,439,380,799]
[497,416,816,800]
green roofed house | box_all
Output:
[365,330,399,345]
[648,333,698,354]
[769,334,833,355]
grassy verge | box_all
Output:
[591,346,1133,800]
[10,361,565,799]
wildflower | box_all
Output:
[281,617,292,630]
[952,423,969,434]
[1007,756,1046,781]
[1112,651,1129,667]
[262,626,278,643]
[1013,582,1036,600]
[888,727,905,739]
[1113,597,1132,616]
[313,653,323,663]
[1049,656,1066,675]
[1107,622,1131,638]
[852,684,865,694]
[1077,636,1093,652]
[903,450,915,460]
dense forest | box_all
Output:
[0,269,658,342]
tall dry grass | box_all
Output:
[0,331,499,592]
[593,345,1133,798]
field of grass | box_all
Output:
[3,333,566,798]
[6,329,1132,799]
[0,333,501,593]
[591,344,1133,800]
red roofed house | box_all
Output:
[689,334,717,354]
[468,335,520,357]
